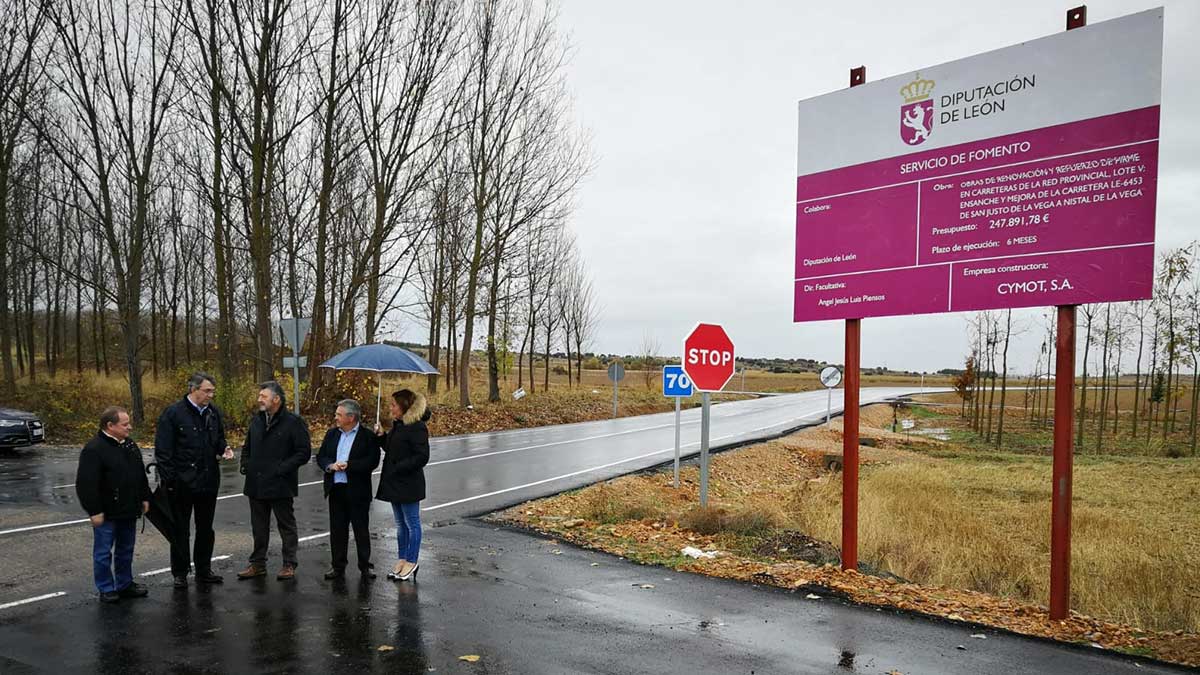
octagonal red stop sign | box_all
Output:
[682,323,736,392]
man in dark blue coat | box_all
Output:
[154,372,234,587]
[316,399,381,579]
[237,381,312,581]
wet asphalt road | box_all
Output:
[0,389,1186,674]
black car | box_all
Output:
[0,407,45,451]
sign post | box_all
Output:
[662,365,695,488]
[607,362,626,418]
[278,317,311,415]
[843,315,861,571]
[794,6,1162,607]
[819,366,842,426]
[682,323,736,508]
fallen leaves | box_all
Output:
[458,655,481,663]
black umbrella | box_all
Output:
[143,462,178,545]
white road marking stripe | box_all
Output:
[53,484,74,489]
[425,421,690,466]
[0,592,67,610]
[139,555,233,577]
[299,532,329,542]
[0,518,91,536]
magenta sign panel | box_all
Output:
[794,10,1163,322]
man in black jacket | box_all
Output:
[155,372,235,588]
[316,399,381,579]
[237,381,312,581]
[76,407,152,603]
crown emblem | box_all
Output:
[900,74,935,103]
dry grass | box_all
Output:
[501,404,1200,635]
[576,482,666,524]
[679,502,787,537]
[788,454,1200,633]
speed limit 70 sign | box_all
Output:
[662,365,694,398]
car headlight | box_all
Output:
[0,420,25,428]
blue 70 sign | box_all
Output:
[662,365,694,398]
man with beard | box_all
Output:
[237,381,312,581]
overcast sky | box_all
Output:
[554,0,1199,373]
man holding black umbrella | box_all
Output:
[155,372,234,588]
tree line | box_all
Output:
[957,242,1200,455]
[0,0,599,423]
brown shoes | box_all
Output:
[236,563,295,580]
[237,564,266,580]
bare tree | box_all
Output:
[563,254,597,384]
[995,309,1013,449]
[184,0,318,380]
[1157,247,1192,439]
[0,0,47,394]
[1074,304,1100,449]
[34,0,183,421]
[1130,299,1151,437]
[458,0,574,406]
[639,329,660,389]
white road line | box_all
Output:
[425,421,689,466]
[53,484,74,490]
[139,555,233,577]
[299,532,329,542]
[0,592,67,610]
[0,518,91,536]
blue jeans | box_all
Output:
[391,502,421,563]
[92,519,137,593]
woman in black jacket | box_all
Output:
[375,389,430,581]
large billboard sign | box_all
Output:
[793,9,1163,322]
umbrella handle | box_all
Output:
[377,373,382,428]
[146,461,165,488]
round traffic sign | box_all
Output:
[682,323,735,392]
[607,362,626,383]
[819,366,842,388]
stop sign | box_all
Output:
[682,323,735,392]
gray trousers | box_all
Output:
[248,497,298,567]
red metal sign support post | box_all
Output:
[1050,305,1076,619]
[841,65,867,572]
[843,317,861,571]
[1049,4,1087,622]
